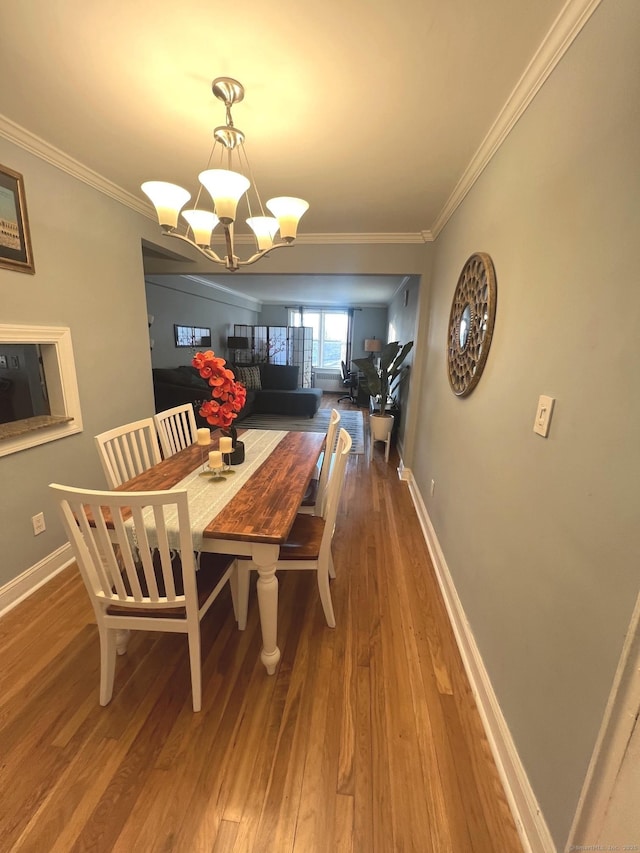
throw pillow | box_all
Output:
[237,365,262,390]
[261,363,299,391]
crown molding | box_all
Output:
[0,0,601,246]
[296,232,432,245]
[0,114,433,246]
[431,0,603,238]
[183,274,263,307]
[0,114,151,216]
[209,231,431,246]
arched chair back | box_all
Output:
[237,427,352,629]
[154,403,198,458]
[299,408,341,516]
[49,483,236,711]
[94,418,161,488]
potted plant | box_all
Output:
[353,340,413,445]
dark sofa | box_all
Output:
[152,363,322,424]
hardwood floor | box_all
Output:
[0,395,524,852]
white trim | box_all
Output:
[431,0,603,237]
[0,114,149,216]
[397,460,412,482]
[0,114,432,246]
[184,275,263,307]
[296,232,432,245]
[565,590,640,848]
[0,324,83,457]
[0,543,74,618]
[0,1,599,247]
[405,470,556,853]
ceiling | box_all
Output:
[0,0,572,305]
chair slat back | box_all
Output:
[315,408,341,515]
[94,418,161,488]
[154,404,198,458]
[50,484,197,612]
[319,427,352,554]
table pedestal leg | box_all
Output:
[251,543,281,675]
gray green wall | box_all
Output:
[4,1,635,844]
[0,144,426,593]
[413,0,640,845]
[145,275,260,367]
[0,136,165,588]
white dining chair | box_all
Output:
[154,403,198,458]
[49,483,238,712]
[299,408,340,516]
[94,418,162,488]
[236,427,352,629]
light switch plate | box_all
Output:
[533,395,555,437]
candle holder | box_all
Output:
[218,434,236,473]
[201,446,210,471]
[196,428,211,471]
[221,452,237,474]
[207,462,226,481]
[202,448,227,480]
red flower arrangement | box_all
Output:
[192,350,247,431]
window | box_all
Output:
[289,309,350,369]
[0,324,83,457]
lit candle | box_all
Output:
[219,436,233,453]
[196,428,211,446]
[208,450,222,469]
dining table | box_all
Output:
[116,427,325,674]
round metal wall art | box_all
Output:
[447,252,497,397]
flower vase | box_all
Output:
[229,440,245,465]
[223,428,245,465]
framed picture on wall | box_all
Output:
[174,325,212,348]
[0,164,35,274]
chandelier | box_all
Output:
[141,77,309,272]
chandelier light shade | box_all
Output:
[265,197,310,242]
[141,182,192,230]
[141,77,309,271]
[245,216,279,251]
[181,209,220,245]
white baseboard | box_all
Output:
[0,543,74,618]
[405,472,556,853]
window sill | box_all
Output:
[0,415,74,442]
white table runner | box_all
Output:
[127,430,288,553]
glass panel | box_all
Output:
[0,344,50,425]
[322,312,348,368]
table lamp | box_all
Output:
[364,338,383,365]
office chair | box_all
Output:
[337,360,357,403]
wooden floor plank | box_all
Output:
[1,396,524,853]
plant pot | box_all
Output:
[226,439,245,465]
[370,413,394,442]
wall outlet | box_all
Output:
[32,512,46,535]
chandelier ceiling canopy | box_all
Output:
[142,77,309,272]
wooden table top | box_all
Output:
[117,429,325,546]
